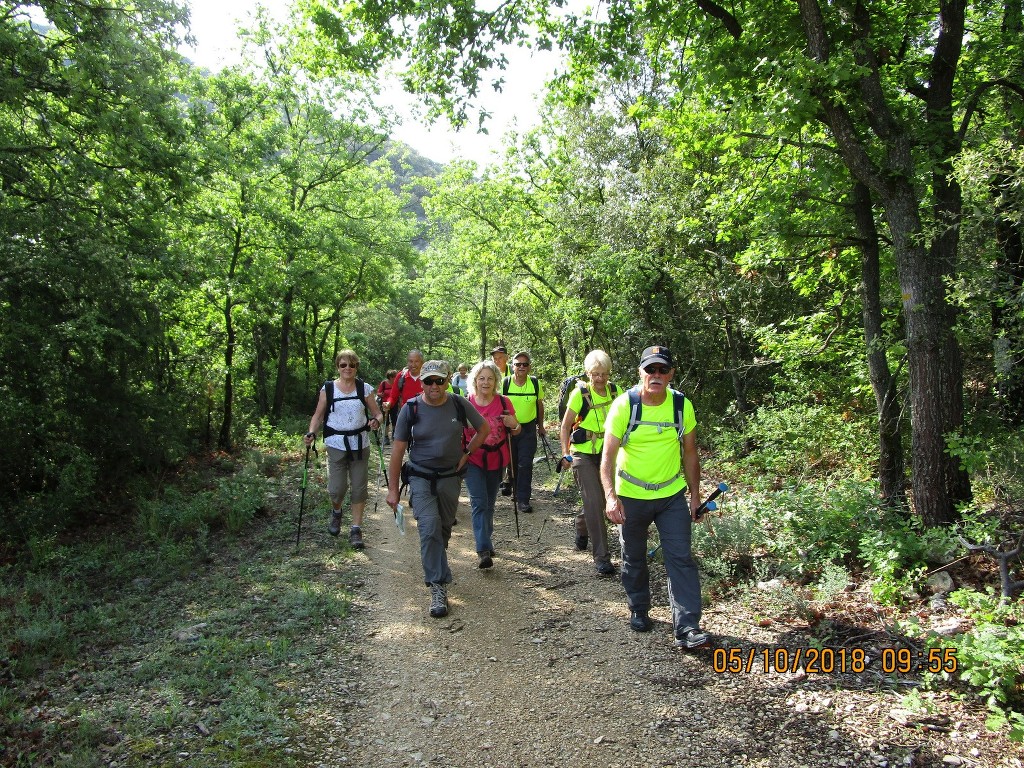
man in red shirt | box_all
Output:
[383,349,425,414]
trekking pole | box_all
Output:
[296,440,318,548]
[372,429,389,487]
[504,407,520,538]
[694,481,729,520]
[539,432,556,473]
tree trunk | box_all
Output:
[479,280,488,361]
[218,295,235,451]
[796,0,970,526]
[993,0,1024,423]
[851,182,906,507]
[884,186,968,526]
[271,286,295,423]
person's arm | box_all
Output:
[536,384,546,435]
[305,388,327,446]
[559,406,577,472]
[601,433,624,524]
[364,385,383,429]
[683,429,702,520]
[458,402,490,469]
[386,439,407,509]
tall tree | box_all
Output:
[302,0,1024,526]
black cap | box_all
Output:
[639,345,673,367]
[490,345,507,355]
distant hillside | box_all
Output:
[369,141,445,249]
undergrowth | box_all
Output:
[0,444,353,767]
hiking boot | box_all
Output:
[629,609,652,632]
[675,628,710,649]
[596,561,617,576]
[520,504,533,514]
[328,511,343,536]
[478,552,493,569]
[575,534,589,551]
[349,526,364,550]
[429,582,448,618]
[500,482,512,497]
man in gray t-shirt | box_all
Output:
[387,360,489,618]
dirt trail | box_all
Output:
[291,467,1022,768]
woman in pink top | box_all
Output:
[464,360,521,568]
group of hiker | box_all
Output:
[303,343,709,650]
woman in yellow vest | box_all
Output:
[558,350,619,576]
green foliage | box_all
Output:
[137,467,267,540]
[712,395,875,481]
[0,455,352,767]
[915,590,1024,740]
[858,513,959,604]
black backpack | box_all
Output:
[322,378,370,458]
[560,377,621,425]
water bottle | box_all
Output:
[395,501,407,535]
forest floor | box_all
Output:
[287,449,1021,768]
[4,447,1023,768]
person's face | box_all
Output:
[587,367,609,390]
[512,356,530,380]
[639,362,673,396]
[475,368,496,395]
[421,374,447,404]
[407,353,424,375]
[492,351,507,369]
[459,366,468,377]
[337,358,357,379]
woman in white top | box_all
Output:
[305,349,383,549]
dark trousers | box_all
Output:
[509,420,537,506]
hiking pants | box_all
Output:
[620,490,702,635]
[326,446,369,506]
[509,420,537,506]
[571,452,612,567]
[408,473,460,586]
[464,463,501,555]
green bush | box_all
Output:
[911,589,1024,740]
[711,395,874,481]
[858,510,959,603]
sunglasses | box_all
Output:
[337,362,356,369]
[644,364,671,375]
[422,377,446,386]
[513,361,530,367]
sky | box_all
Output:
[180,0,559,168]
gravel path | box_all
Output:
[292,471,1023,768]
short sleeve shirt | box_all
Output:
[605,390,697,499]
[566,383,620,455]
[394,394,485,470]
[502,376,543,424]
[466,395,511,471]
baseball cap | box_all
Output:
[639,345,673,367]
[420,360,451,378]
[490,345,507,355]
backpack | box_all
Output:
[615,388,689,491]
[557,374,586,421]
[403,393,470,449]
[399,393,473,496]
[502,375,539,401]
[565,380,620,426]
[323,378,371,458]
[620,387,688,447]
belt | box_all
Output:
[616,468,684,491]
